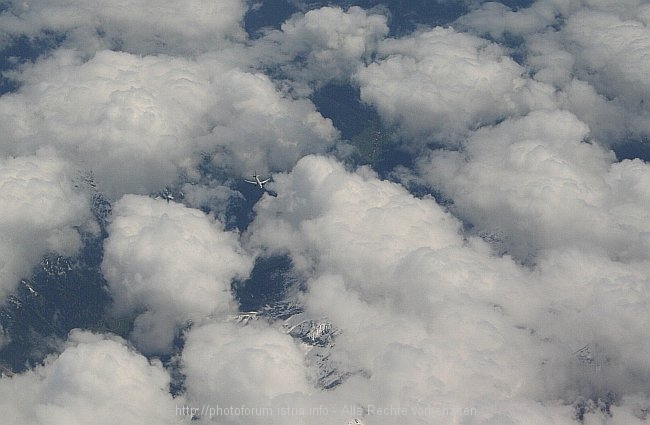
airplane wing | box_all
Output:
[260,178,271,184]
[243,179,257,185]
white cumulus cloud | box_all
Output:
[459,0,650,144]
[244,154,650,424]
[419,109,650,261]
[101,195,253,354]
[355,26,556,145]
[0,330,182,425]
[252,6,389,88]
[0,150,92,300]
[0,49,338,198]
[1,2,649,425]
[0,0,247,55]
[182,321,309,425]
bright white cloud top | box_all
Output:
[0,49,337,198]
[253,6,389,87]
[182,321,309,425]
[0,330,181,425]
[420,109,637,260]
[102,195,252,354]
[0,0,248,54]
[459,0,650,144]
[0,150,92,299]
[246,154,650,424]
[0,0,649,424]
[355,27,556,144]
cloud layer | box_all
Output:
[0,0,248,54]
[101,195,252,354]
[355,26,556,144]
[1,1,649,424]
[252,6,389,88]
[420,109,637,260]
[0,330,181,425]
[0,149,92,299]
[246,154,650,424]
[459,0,650,145]
[182,321,309,425]
[0,48,337,198]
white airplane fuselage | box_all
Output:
[244,174,271,188]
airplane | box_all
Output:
[244,173,271,189]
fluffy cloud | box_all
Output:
[182,321,309,424]
[0,50,214,197]
[355,27,555,144]
[101,195,252,354]
[202,63,339,175]
[245,156,535,420]
[0,49,338,198]
[412,103,650,414]
[244,154,650,424]
[554,78,629,144]
[252,6,389,87]
[0,0,247,55]
[247,155,464,295]
[455,0,565,39]
[0,330,181,425]
[419,109,650,261]
[2,2,649,424]
[561,7,650,132]
[459,0,650,144]
[3,152,640,424]
[0,150,92,300]
[529,249,650,400]
[540,2,650,143]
